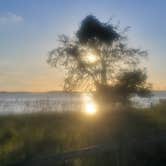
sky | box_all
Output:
[0,0,166,92]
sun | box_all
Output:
[83,94,97,115]
[81,51,98,64]
[86,52,98,63]
[85,102,96,115]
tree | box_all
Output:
[115,69,151,99]
[94,69,151,109]
[47,15,147,92]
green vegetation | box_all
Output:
[0,104,166,166]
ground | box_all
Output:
[0,103,166,166]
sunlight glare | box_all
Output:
[85,102,96,115]
[86,52,97,63]
[83,94,97,115]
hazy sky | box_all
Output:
[0,0,166,91]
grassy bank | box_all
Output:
[0,104,166,166]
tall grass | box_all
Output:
[0,104,166,166]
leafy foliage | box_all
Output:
[76,15,119,44]
[94,70,151,109]
[115,69,151,98]
[47,15,147,92]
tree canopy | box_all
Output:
[76,15,119,44]
[94,69,151,108]
[48,15,148,92]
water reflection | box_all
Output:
[83,94,97,115]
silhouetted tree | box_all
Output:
[47,15,147,93]
[115,69,151,99]
[94,69,151,109]
[77,15,119,44]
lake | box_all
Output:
[0,91,166,114]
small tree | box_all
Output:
[115,69,151,100]
[47,15,147,91]
[94,69,151,109]
[47,15,151,108]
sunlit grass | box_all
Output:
[0,103,166,165]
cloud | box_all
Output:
[0,12,23,24]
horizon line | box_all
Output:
[0,90,166,94]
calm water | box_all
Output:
[0,92,89,114]
[0,91,166,114]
